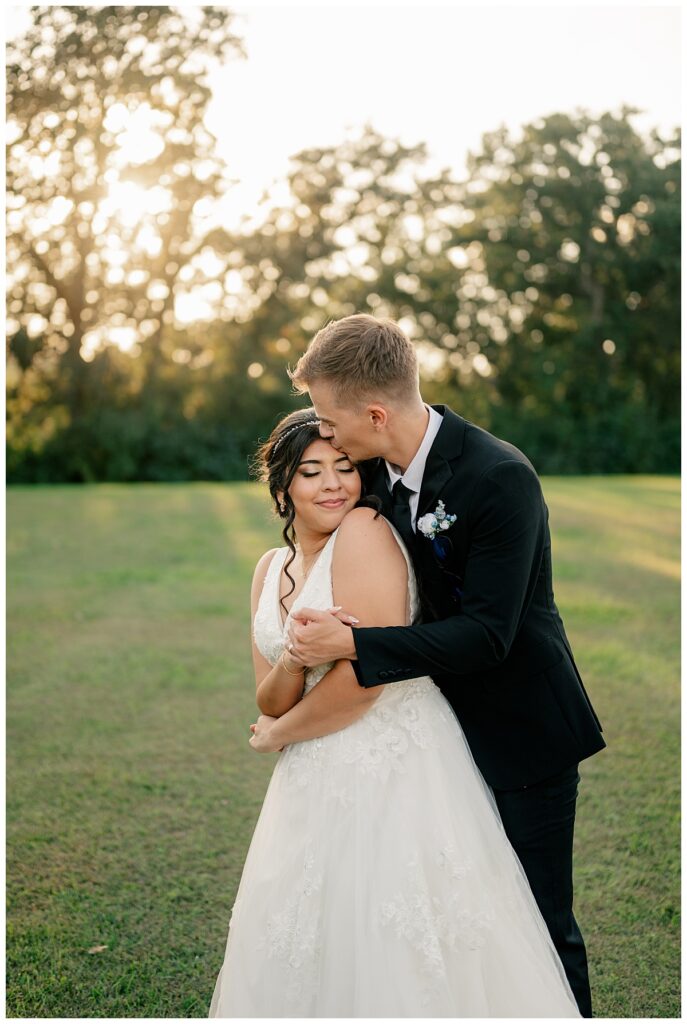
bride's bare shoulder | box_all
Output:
[332,508,407,622]
[336,504,393,539]
[333,506,402,565]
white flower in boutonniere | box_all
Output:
[416,500,457,540]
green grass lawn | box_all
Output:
[6,477,680,1017]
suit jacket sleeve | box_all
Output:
[351,459,547,687]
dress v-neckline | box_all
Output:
[275,530,338,632]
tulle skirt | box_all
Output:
[209,676,581,1018]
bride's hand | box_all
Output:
[249,715,284,753]
[282,647,307,673]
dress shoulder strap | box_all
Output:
[383,520,421,625]
[254,545,288,627]
[264,545,289,583]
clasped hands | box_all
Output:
[287,604,359,666]
[248,605,359,755]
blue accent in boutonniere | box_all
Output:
[432,534,452,563]
[428,518,464,603]
[416,500,457,541]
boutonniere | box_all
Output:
[416,500,457,541]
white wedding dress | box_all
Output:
[209,523,581,1018]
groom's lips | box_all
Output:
[318,498,346,509]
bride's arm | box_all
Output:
[253,507,409,751]
[250,549,308,717]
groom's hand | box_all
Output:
[288,607,359,666]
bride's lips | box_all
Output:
[317,498,347,509]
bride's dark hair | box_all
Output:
[251,407,381,616]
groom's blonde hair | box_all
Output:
[289,314,419,407]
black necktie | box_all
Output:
[390,479,415,549]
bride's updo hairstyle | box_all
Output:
[251,406,381,615]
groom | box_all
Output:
[256,314,605,1016]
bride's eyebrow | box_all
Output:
[298,456,352,466]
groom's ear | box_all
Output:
[367,404,389,429]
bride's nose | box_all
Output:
[320,468,343,490]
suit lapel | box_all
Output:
[417,405,466,518]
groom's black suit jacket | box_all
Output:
[351,404,606,790]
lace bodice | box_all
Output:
[252,520,420,695]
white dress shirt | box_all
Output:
[384,404,444,531]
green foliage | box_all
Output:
[6,478,680,1016]
[450,110,681,472]
[5,8,681,480]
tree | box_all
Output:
[7,87,680,479]
[209,124,486,411]
[444,109,680,471]
[6,5,244,419]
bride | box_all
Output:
[208,408,581,1018]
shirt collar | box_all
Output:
[385,404,444,494]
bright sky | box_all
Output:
[4,2,682,345]
[205,3,682,227]
[7,2,681,231]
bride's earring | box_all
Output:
[279,499,286,513]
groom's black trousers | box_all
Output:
[492,763,593,1018]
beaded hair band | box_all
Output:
[271,419,320,456]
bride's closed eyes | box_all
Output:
[300,467,355,478]
[298,454,356,478]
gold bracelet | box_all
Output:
[281,650,304,676]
